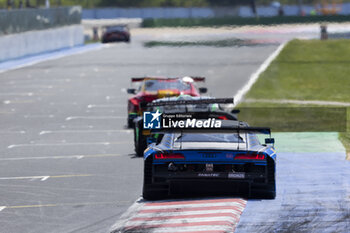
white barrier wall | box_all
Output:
[0,25,84,62]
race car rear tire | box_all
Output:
[251,182,276,199]
[127,117,134,128]
[143,185,167,200]
[136,139,147,157]
[143,157,167,200]
[251,157,276,199]
[265,183,276,199]
[135,124,147,157]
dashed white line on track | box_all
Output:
[0,92,34,96]
[24,114,55,118]
[0,153,121,161]
[0,131,26,134]
[0,174,91,181]
[3,100,34,105]
[0,201,131,212]
[65,116,124,121]
[39,129,132,135]
[7,141,128,149]
[87,104,127,108]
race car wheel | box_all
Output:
[142,157,166,200]
[265,182,276,199]
[127,117,134,128]
[265,157,276,199]
[251,181,275,199]
[133,126,137,149]
[251,157,276,199]
[143,185,167,201]
[135,123,147,157]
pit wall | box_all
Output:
[0,25,84,62]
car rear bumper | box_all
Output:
[154,171,266,181]
[170,179,251,196]
[152,171,267,196]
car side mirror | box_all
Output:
[231,109,240,114]
[127,88,136,94]
[199,87,207,94]
[265,138,275,144]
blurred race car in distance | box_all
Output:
[143,120,276,200]
[102,25,130,43]
[126,76,207,128]
[133,96,239,156]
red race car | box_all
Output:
[101,25,130,43]
[126,76,207,128]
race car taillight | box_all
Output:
[154,153,185,160]
[218,116,228,120]
[234,153,265,160]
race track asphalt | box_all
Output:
[236,133,350,233]
[0,33,278,233]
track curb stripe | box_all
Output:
[139,205,244,213]
[169,231,231,233]
[110,198,246,233]
[124,220,234,230]
[131,212,239,221]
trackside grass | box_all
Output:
[142,15,350,28]
[238,39,350,158]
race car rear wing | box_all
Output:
[151,126,271,135]
[190,77,206,82]
[147,98,234,107]
[131,76,206,82]
[148,120,274,147]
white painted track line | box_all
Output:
[39,129,132,135]
[65,116,124,121]
[7,141,128,149]
[0,153,121,161]
[233,42,286,106]
[0,174,91,181]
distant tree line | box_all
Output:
[0,0,346,9]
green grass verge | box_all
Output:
[238,39,350,157]
[143,15,350,28]
[144,38,279,48]
[84,39,100,45]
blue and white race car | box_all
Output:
[142,120,276,200]
[134,96,239,156]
